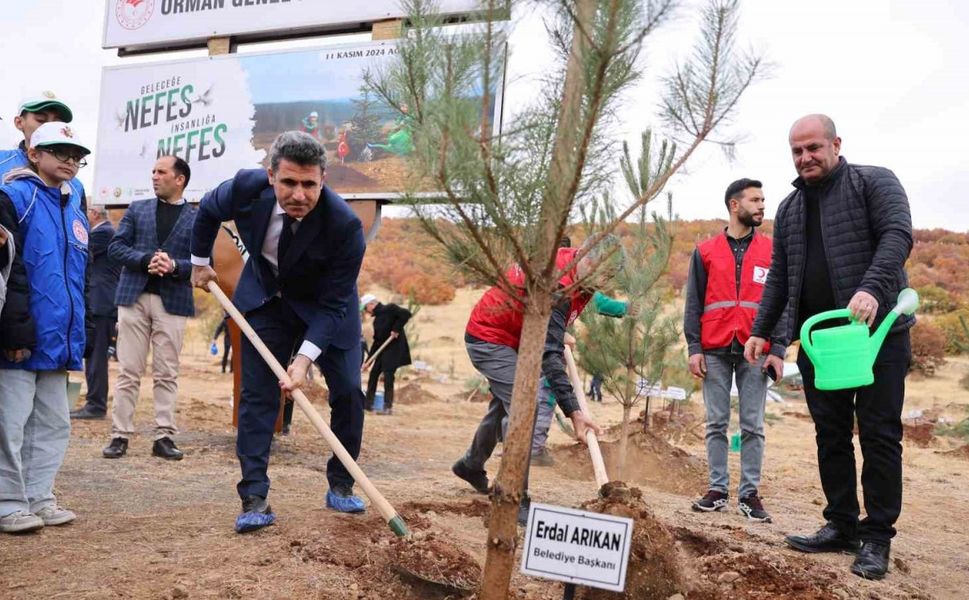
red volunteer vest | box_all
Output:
[698,232,772,351]
[465,247,593,350]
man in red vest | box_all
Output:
[683,178,788,522]
[453,236,616,524]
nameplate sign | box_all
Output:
[520,503,633,592]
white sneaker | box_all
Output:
[34,505,76,526]
[0,510,44,533]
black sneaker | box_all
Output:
[152,437,184,461]
[451,459,489,494]
[739,493,772,523]
[102,437,128,459]
[691,490,728,512]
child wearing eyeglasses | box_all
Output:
[0,121,91,534]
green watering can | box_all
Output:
[799,288,919,391]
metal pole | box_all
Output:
[563,583,577,600]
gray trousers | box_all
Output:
[532,380,555,455]
[702,353,767,498]
[0,369,70,517]
[463,341,547,488]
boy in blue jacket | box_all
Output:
[0,121,90,534]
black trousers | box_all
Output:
[221,331,232,373]
[797,330,911,542]
[365,357,396,409]
[237,298,364,498]
[83,315,115,414]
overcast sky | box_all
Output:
[2,0,967,231]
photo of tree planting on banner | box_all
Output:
[94,39,504,205]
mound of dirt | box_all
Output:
[324,162,379,189]
[940,444,969,460]
[396,382,443,405]
[903,421,936,447]
[553,430,705,496]
[392,531,481,592]
[575,482,682,600]
[647,411,703,444]
[668,526,843,599]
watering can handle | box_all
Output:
[799,308,854,362]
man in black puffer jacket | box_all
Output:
[745,114,913,581]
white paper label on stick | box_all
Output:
[521,503,633,592]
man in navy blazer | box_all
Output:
[104,156,197,462]
[190,131,367,533]
[71,205,121,419]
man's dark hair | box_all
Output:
[161,155,191,188]
[724,178,762,207]
[558,236,572,248]
[269,131,327,173]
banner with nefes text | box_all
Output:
[93,40,504,205]
[104,0,486,50]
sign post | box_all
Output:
[521,503,634,594]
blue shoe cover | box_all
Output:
[235,510,276,533]
[326,489,366,513]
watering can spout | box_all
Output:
[869,288,920,360]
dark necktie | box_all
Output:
[277,214,295,267]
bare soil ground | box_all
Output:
[2,291,968,599]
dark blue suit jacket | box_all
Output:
[87,221,121,318]
[110,198,197,317]
[191,169,364,353]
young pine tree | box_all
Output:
[368,1,767,596]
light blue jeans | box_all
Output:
[0,369,71,517]
[702,353,767,499]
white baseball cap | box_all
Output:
[360,294,377,310]
[17,90,73,122]
[30,122,91,155]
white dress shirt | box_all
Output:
[192,202,321,361]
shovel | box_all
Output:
[209,282,481,590]
[362,336,394,372]
[207,282,409,537]
[563,346,610,489]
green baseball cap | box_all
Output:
[18,91,73,122]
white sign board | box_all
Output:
[521,503,633,592]
[662,386,687,401]
[93,39,504,205]
[104,0,487,50]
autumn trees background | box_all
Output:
[361,217,969,371]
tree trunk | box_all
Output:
[618,403,631,481]
[618,364,636,481]
[478,300,552,600]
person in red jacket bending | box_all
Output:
[452,236,620,523]
[683,178,788,523]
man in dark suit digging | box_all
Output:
[190,131,367,533]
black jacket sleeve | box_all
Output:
[752,207,791,340]
[390,304,412,334]
[0,192,36,351]
[855,167,914,305]
[541,296,580,417]
[683,248,706,356]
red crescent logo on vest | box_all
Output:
[72,220,88,245]
[116,0,154,30]
[752,265,769,284]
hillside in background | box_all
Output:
[360,218,969,363]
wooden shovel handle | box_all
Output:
[563,346,610,488]
[207,282,408,536]
[362,336,394,372]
